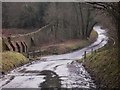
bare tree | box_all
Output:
[78,3,97,39]
[44,2,97,40]
[87,2,120,30]
[86,2,120,46]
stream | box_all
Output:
[0,26,108,89]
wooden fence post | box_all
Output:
[91,48,93,55]
[84,51,87,60]
[27,52,30,59]
[33,50,35,58]
[94,49,97,54]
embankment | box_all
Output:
[79,45,119,89]
[1,51,28,73]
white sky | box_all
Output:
[0,0,120,2]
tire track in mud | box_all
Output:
[53,64,64,70]
[1,76,15,88]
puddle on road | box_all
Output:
[39,70,61,88]
[1,59,96,89]
[1,60,96,89]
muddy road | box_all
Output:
[0,26,108,89]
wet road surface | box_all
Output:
[0,26,108,89]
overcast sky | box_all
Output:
[1,0,120,2]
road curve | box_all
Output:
[0,26,108,89]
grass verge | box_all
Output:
[1,51,28,73]
[78,46,119,89]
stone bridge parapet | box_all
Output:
[2,22,56,53]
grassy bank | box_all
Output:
[33,30,98,56]
[78,46,119,89]
[1,51,28,73]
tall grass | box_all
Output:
[1,51,28,72]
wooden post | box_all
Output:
[91,48,93,55]
[84,51,86,60]
[33,50,35,58]
[27,53,29,58]
[40,50,42,57]
[94,49,97,53]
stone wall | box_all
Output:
[2,22,56,53]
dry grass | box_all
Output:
[1,51,28,72]
[81,47,119,88]
[39,30,98,55]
